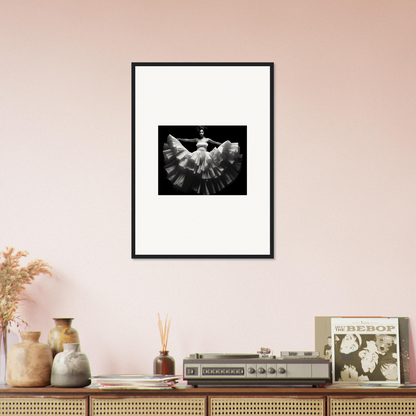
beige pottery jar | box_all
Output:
[48,318,80,357]
[6,331,53,387]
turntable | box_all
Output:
[183,350,331,387]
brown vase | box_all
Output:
[6,331,53,387]
[153,351,175,375]
[48,318,80,357]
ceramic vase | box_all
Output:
[153,351,175,375]
[51,343,91,387]
[48,318,80,357]
[6,331,53,387]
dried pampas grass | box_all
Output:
[0,247,52,331]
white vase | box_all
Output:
[51,343,91,387]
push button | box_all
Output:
[186,367,198,376]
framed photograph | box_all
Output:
[132,63,274,258]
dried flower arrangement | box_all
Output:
[0,247,52,332]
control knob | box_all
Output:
[268,367,276,374]
[278,367,286,374]
[248,367,256,374]
[258,367,266,374]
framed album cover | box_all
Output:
[132,62,274,258]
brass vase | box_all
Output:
[48,318,80,357]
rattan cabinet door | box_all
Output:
[210,397,324,416]
[91,396,206,416]
[330,397,416,416]
[0,397,87,416]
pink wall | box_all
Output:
[1,0,415,381]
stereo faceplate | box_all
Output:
[183,355,331,386]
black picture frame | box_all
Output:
[132,62,274,258]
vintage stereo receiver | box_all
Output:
[183,350,331,387]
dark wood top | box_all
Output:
[0,383,416,396]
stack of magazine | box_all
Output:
[315,316,409,386]
[90,374,180,390]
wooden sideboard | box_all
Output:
[1,384,416,416]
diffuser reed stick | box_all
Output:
[158,313,171,352]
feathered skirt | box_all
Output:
[163,134,242,195]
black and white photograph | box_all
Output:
[331,317,401,384]
[315,316,410,384]
[132,63,273,258]
[159,125,247,196]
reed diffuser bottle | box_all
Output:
[153,314,175,375]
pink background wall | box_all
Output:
[1,1,415,381]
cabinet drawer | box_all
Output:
[330,397,416,416]
[91,396,206,416]
[210,397,324,416]
[0,397,87,416]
